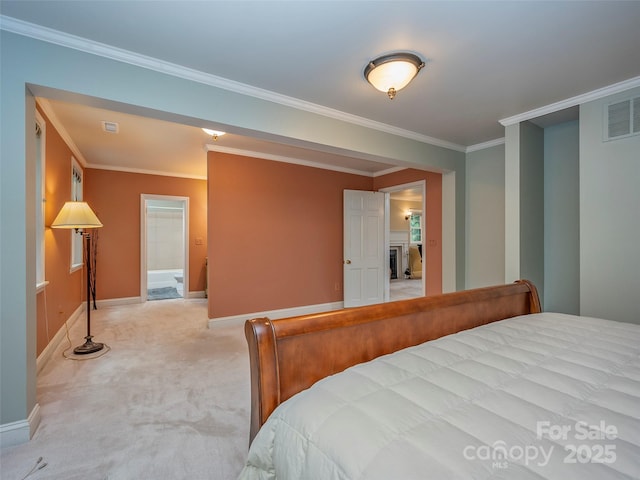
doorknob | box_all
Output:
[344,260,351,264]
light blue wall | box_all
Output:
[465,144,505,288]
[504,122,545,303]
[544,121,580,314]
[580,87,640,324]
[1,30,466,430]
[519,122,545,300]
[505,90,639,322]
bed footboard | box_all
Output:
[245,280,541,443]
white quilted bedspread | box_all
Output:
[238,313,640,479]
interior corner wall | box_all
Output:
[544,120,580,315]
[84,169,208,300]
[207,152,372,319]
[37,104,84,357]
[1,73,36,430]
[504,122,545,303]
[504,124,521,284]
[519,122,545,302]
[465,144,505,289]
[579,87,640,324]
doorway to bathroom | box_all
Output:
[140,194,189,301]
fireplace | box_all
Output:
[389,249,398,279]
[389,243,406,280]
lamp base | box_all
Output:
[73,336,104,355]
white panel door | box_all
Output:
[343,190,386,307]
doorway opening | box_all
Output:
[141,195,189,301]
[381,181,426,301]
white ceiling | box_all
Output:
[3,1,640,178]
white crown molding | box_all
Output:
[86,163,207,181]
[36,98,89,167]
[465,137,505,153]
[1,15,466,153]
[206,145,413,178]
[372,166,409,177]
[499,76,640,126]
[39,98,207,179]
[206,144,380,177]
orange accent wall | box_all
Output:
[207,154,442,319]
[374,169,443,296]
[84,170,208,300]
[207,152,372,319]
[37,105,84,356]
[38,115,442,354]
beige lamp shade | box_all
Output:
[51,201,103,229]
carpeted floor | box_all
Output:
[389,278,423,300]
[0,299,250,480]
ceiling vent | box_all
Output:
[102,121,119,134]
[605,96,639,141]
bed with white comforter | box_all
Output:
[238,312,640,479]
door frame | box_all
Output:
[379,180,426,300]
[140,194,189,302]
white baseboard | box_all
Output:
[185,290,206,299]
[95,296,142,308]
[96,293,204,306]
[0,403,41,448]
[36,304,83,374]
[207,301,344,329]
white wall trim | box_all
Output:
[0,403,41,448]
[442,171,456,293]
[7,16,639,162]
[39,99,207,180]
[185,290,206,299]
[208,145,415,178]
[140,194,190,305]
[95,296,142,308]
[86,163,207,181]
[207,301,344,329]
[1,15,466,153]
[207,144,380,177]
[372,166,408,177]
[36,304,83,374]
[466,137,505,153]
[94,295,205,307]
[35,97,89,167]
[499,76,640,126]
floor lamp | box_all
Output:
[51,201,104,354]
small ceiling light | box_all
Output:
[202,128,226,141]
[364,52,425,99]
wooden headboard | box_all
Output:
[244,280,541,443]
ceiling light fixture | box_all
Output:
[202,128,226,141]
[364,52,425,99]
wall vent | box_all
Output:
[605,96,640,141]
[101,121,119,134]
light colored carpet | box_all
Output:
[0,299,250,480]
[389,278,423,301]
